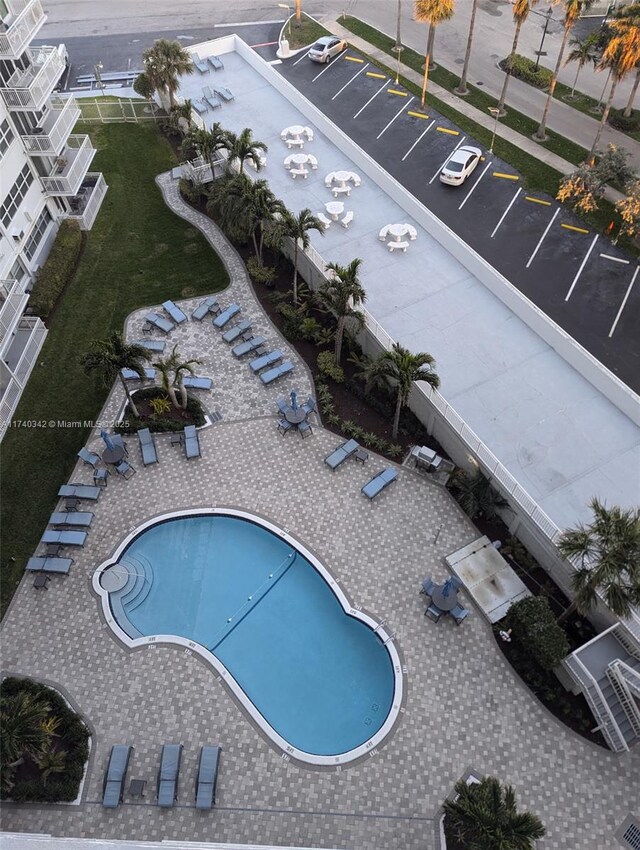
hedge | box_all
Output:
[501,54,553,90]
[504,596,569,670]
[28,219,83,319]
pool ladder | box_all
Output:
[374,621,396,645]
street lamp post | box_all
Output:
[277,3,292,37]
[94,61,105,96]
[534,7,554,71]
[488,106,500,154]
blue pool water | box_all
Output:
[108,515,395,757]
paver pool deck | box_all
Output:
[1,172,638,850]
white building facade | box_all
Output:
[0,0,107,436]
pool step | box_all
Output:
[125,555,154,612]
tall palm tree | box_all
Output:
[268,208,324,305]
[449,470,507,519]
[154,344,201,411]
[221,177,284,261]
[374,342,440,440]
[225,128,268,174]
[497,0,538,116]
[455,0,479,95]
[142,39,194,109]
[590,9,640,157]
[187,123,228,175]
[80,332,149,419]
[318,259,367,364]
[557,498,640,622]
[0,692,50,768]
[611,3,640,116]
[535,0,591,141]
[565,33,599,98]
[414,0,455,107]
[443,776,546,850]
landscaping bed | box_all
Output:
[117,386,206,433]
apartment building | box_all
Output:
[0,0,107,436]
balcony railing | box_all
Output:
[0,0,45,59]
[41,135,96,196]
[21,94,80,155]
[65,172,108,230]
[0,277,28,346]
[0,45,65,111]
[0,316,47,439]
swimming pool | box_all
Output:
[93,509,403,766]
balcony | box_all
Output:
[65,172,108,230]
[0,45,65,111]
[0,277,29,347]
[41,135,96,196]
[0,316,47,439]
[0,0,45,60]
[21,95,81,156]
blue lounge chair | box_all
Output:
[162,300,187,324]
[184,425,201,459]
[115,460,136,479]
[121,367,156,381]
[138,428,158,466]
[324,439,360,470]
[195,745,221,810]
[192,296,219,321]
[215,86,234,102]
[421,577,436,597]
[222,319,252,343]
[78,447,100,468]
[58,484,101,500]
[191,51,209,73]
[192,98,208,114]
[145,312,174,334]
[102,745,134,808]
[259,360,294,385]
[133,339,166,353]
[451,604,470,625]
[232,336,266,358]
[250,350,283,373]
[202,86,222,110]
[157,744,183,807]
[361,468,398,500]
[183,376,213,390]
[208,55,224,71]
[49,511,93,528]
[213,304,241,328]
[26,557,73,574]
[41,530,87,547]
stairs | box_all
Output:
[598,656,640,748]
[108,554,154,639]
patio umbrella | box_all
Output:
[441,577,454,597]
[100,429,114,451]
[290,391,298,411]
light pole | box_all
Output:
[94,61,105,96]
[533,7,553,72]
[277,3,292,37]
[488,106,500,154]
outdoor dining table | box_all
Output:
[325,200,345,220]
[284,408,307,425]
[429,583,459,612]
[332,170,356,188]
[387,223,411,241]
[288,153,309,166]
[102,446,125,465]
[284,125,306,139]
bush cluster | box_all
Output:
[317,350,345,383]
[178,177,207,204]
[501,54,553,89]
[246,257,276,286]
[116,387,206,434]
[504,596,569,670]
[28,220,83,319]
[608,108,640,133]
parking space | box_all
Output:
[276,49,640,394]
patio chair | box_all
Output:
[145,312,174,334]
[259,360,294,385]
[111,434,128,456]
[276,397,290,416]
[157,744,183,807]
[208,55,224,71]
[232,336,266,358]
[49,511,93,528]
[162,300,187,324]
[451,604,470,626]
[222,319,252,343]
[249,349,282,373]
[133,339,166,353]
[298,420,313,439]
[191,52,209,73]
[58,484,101,501]
[195,745,221,809]
[115,460,136,480]
[183,376,213,390]
[192,296,219,321]
[64,496,81,511]
[425,603,443,623]
[121,367,156,381]
[102,745,134,808]
[192,99,208,114]
[361,468,398,500]
[41,530,87,547]
[324,438,360,470]
[184,425,201,459]
[78,447,101,469]
[94,467,108,487]
[301,397,316,415]
[213,303,241,328]
[138,428,158,466]
[449,576,464,590]
[215,86,234,102]
[26,557,73,574]
[45,543,63,556]
[420,576,436,597]
[277,418,293,435]
[202,86,222,110]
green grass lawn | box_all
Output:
[0,122,229,617]
[286,14,329,50]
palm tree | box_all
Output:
[455,0,479,95]
[374,342,440,440]
[443,776,546,850]
[611,3,640,116]
[565,33,599,98]
[225,128,268,174]
[318,259,367,364]
[142,39,194,109]
[154,345,201,411]
[80,332,149,419]
[187,123,228,175]
[535,0,591,141]
[34,747,67,786]
[132,71,157,120]
[0,692,50,768]
[414,0,455,107]
[449,470,507,519]
[220,177,284,261]
[557,498,640,622]
[169,100,194,136]
[268,208,324,305]
[496,0,538,116]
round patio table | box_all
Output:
[387,223,409,241]
[102,446,125,465]
[289,153,309,165]
[429,585,459,612]
[284,408,306,424]
[325,201,345,220]
[333,170,353,186]
[285,124,305,138]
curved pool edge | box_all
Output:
[92,506,405,768]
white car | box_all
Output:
[308,36,347,64]
[439,146,482,186]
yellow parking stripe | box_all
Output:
[525,196,551,206]
[407,111,430,119]
[561,223,589,234]
[436,126,459,135]
[387,88,408,96]
[345,55,364,63]
[493,172,519,181]
[366,71,386,79]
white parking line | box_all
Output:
[458,160,493,210]
[312,51,347,82]
[428,136,466,184]
[353,80,388,119]
[401,120,435,161]
[491,187,522,238]
[376,97,415,139]
[526,208,560,269]
[609,265,639,337]
[293,50,311,66]
[332,63,369,100]
[565,234,599,301]
[599,253,630,264]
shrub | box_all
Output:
[501,53,553,89]
[504,596,569,670]
[608,108,640,133]
[28,220,83,318]
[179,177,206,204]
[317,350,344,383]
[246,257,276,286]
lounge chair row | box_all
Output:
[323,439,399,500]
[102,743,221,809]
[144,300,188,335]
[191,52,224,73]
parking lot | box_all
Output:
[277,48,640,394]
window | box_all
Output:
[0,118,14,159]
[23,208,52,261]
[0,164,33,229]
